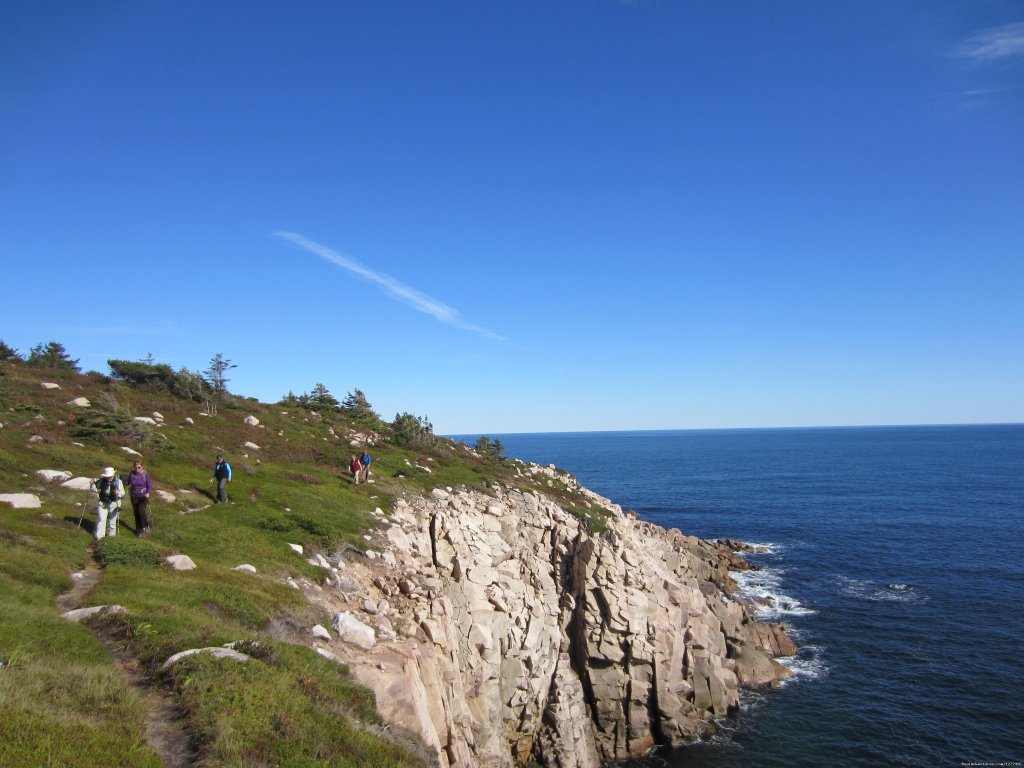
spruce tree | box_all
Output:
[0,340,20,363]
[25,341,80,372]
[204,353,236,394]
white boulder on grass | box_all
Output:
[152,412,164,421]
[243,441,260,450]
[244,415,260,426]
[60,605,128,622]
[134,416,157,425]
[68,397,91,407]
[161,647,251,670]
[287,543,303,555]
[37,470,72,483]
[234,564,257,573]
[154,490,175,503]
[121,447,143,456]
[40,382,61,390]
[0,493,42,509]
[61,477,93,490]
[311,624,332,641]
[165,555,197,571]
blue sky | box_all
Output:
[2,1,1022,433]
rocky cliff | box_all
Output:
[299,473,794,767]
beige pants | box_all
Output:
[95,501,120,540]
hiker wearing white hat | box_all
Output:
[92,466,124,540]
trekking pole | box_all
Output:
[77,481,95,530]
[76,483,96,532]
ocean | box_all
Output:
[450,425,1024,768]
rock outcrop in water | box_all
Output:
[300,478,794,767]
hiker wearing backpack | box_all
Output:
[359,451,372,483]
[91,466,124,540]
[127,459,153,537]
[213,453,232,503]
[349,454,362,485]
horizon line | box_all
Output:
[444,421,1024,437]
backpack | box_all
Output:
[96,476,121,504]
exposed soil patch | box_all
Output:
[55,557,100,614]
[57,552,198,768]
[91,622,198,768]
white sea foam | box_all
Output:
[732,567,816,620]
[778,644,829,686]
[834,575,927,604]
[738,541,781,555]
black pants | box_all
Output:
[131,496,151,534]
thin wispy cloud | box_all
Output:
[275,231,506,342]
[953,21,1024,61]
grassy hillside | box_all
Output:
[0,358,609,767]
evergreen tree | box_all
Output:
[0,340,20,363]
[204,353,236,394]
[109,359,176,389]
[25,341,80,372]
[307,383,340,412]
[342,388,385,431]
[342,389,375,419]
[474,436,505,458]
[391,412,436,449]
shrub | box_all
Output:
[257,514,294,533]
[285,472,323,485]
[69,394,136,443]
[231,638,277,664]
[391,412,437,450]
[94,537,165,568]
[474,436,504,458]
[108,359,207,402]
[286,512,339,550]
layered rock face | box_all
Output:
[318,483,793,768]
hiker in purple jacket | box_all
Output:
[126,459,153,537]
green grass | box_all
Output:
[0,517,159,767]
[0,361,611,766]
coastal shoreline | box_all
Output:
[292,467,796,767]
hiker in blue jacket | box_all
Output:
[359,451,372,483]
[213,453,231,503]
